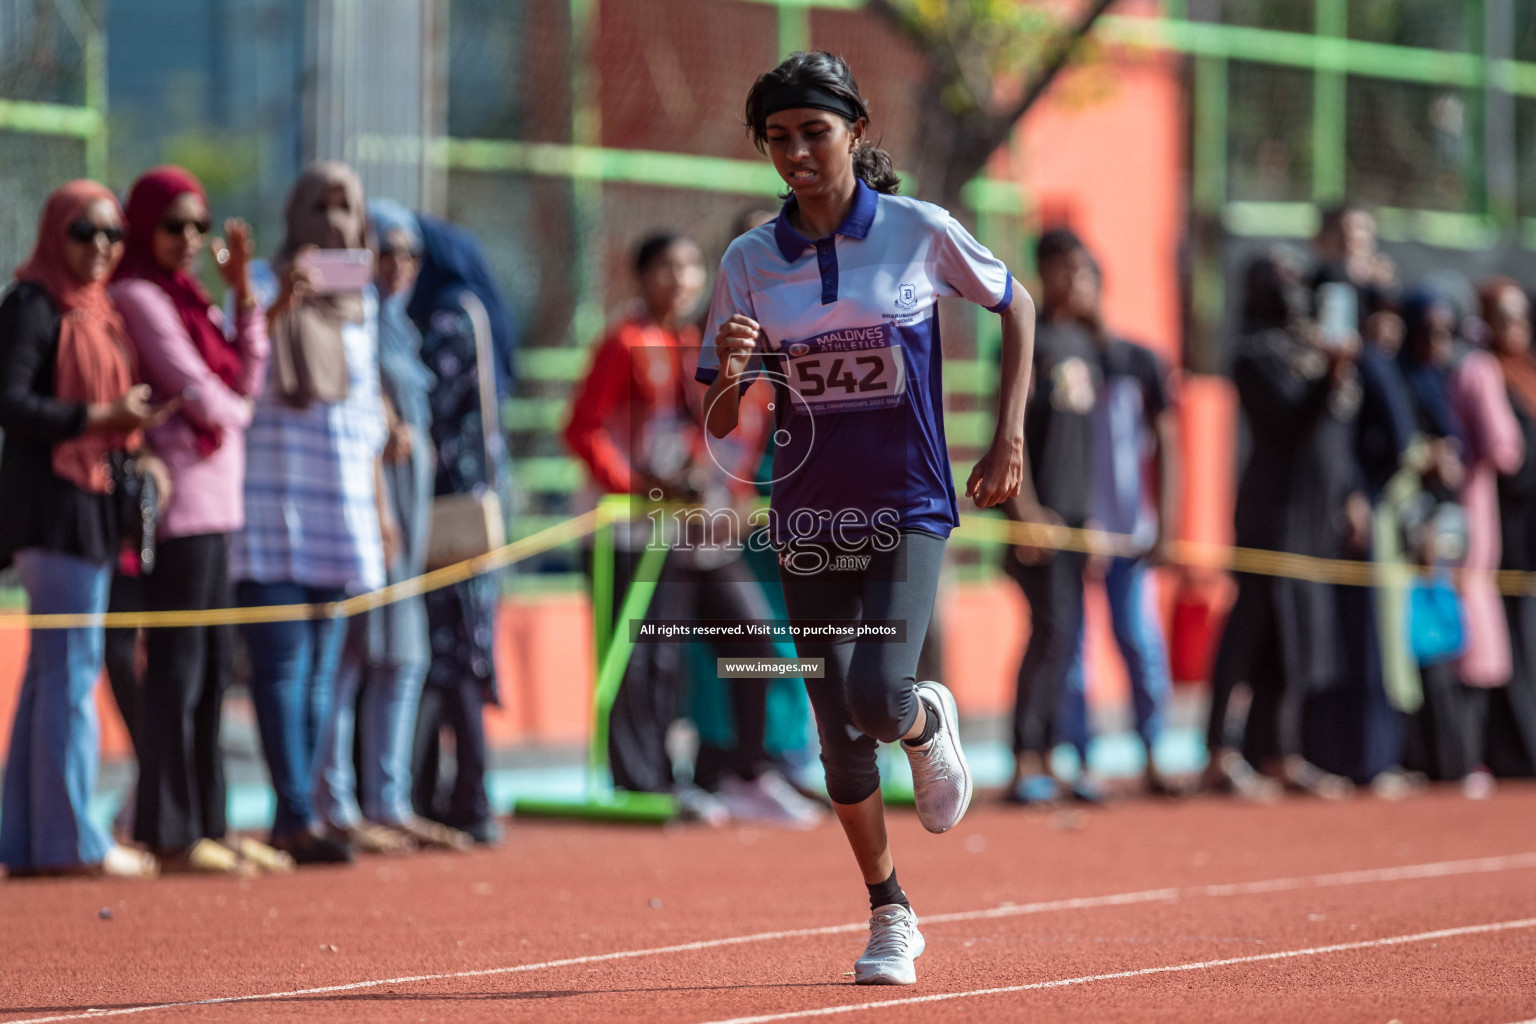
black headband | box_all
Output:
[759,83,862,123]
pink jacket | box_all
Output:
[1449,349,1525,687]
[110,279,270,540]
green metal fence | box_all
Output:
[0,0,108,275]
[451,0,1536,583]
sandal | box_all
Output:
[1203,751,1282,803]
[329,822,416,855]
[232,837,296,875]
[100,844,160,880]
[159,839,255,877]
[394,816,473,851]
[1282,758,1354,801]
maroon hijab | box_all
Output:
[116,166,244,454]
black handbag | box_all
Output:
[111,450,159,574]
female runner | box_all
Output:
[697,51,1034,985]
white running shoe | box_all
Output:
[716,771,825,830]
[903,680,973,834]
[854,903,925,985]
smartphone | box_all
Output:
[1318,282,1357,350]
[297,248,374,294]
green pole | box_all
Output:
[1189,54,1227,374]
[777,0,811,57]
[592,497,616,672]
[84,3,108,181]
[587,537,667,790]
[569,0,606,348]
[1312,0,1347,204]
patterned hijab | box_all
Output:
[14,180,139,494]
[270,160,368,407]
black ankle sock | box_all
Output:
[902,697,940,748]
[866,868,910,912]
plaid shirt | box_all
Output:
[231,294,387,593]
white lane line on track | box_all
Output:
[4,852,1534,1024]
[697,918,1536,1024]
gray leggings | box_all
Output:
[777,530,945,805]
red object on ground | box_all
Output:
[1,786,1533,1022]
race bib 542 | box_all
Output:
[781,324,907,414]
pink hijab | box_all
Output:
[116,165,244,454]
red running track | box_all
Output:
[2,785,1535,1023]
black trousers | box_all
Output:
[777,530,944,805]
[411,676,490,827]
[1007,549,1087,757]
[1206,573,1306,766]
[1403,663,1491,781]
[132,533,232,849]
[598,549,774,794]
[104,572,144,754]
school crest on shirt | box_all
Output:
[894,282,919,311]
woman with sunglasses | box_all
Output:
[0,180,176,878]
[109,166,280,874]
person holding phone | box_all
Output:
[231,161,393,864]
[109,166,276,875]
[0,180,176,878]
[1204,250,1361,802]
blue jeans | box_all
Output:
[1062,557,1171,762]
[0,549,113,870]
[236,581,348,839]
[318,616,428,827]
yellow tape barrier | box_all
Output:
[3,505,1533,631]
[0,510,602,632]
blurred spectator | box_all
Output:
[316,200,471,854]
[1054,252,1180,802]
[1397,288,1524,796]
[1485,278,1536,777]
[1311,203,1397,320]
[1004,229,1098,805]
[1204,248,1359,801]
[0,180,166,877]
[565,232,820,827]
[406,216,513,846]
[1443,286,1522,793]
[111,166,273,873]
[230,161,392,865]
[1306,260,1419,793]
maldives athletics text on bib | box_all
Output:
[782,324,907,414]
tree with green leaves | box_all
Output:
[865,0,1118,210]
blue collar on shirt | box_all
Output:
[773,179,878,262]
[773,179,878,304]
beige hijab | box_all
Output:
[270,160,368,407]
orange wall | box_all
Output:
[1009,11,1185,366]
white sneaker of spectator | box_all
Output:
[716,770,826,829]
[674,784,732,827]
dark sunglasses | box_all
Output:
[159,217,212,236]
[65,220,124,245]
[378,245,422,260]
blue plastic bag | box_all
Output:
[1407,573,1465,667]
